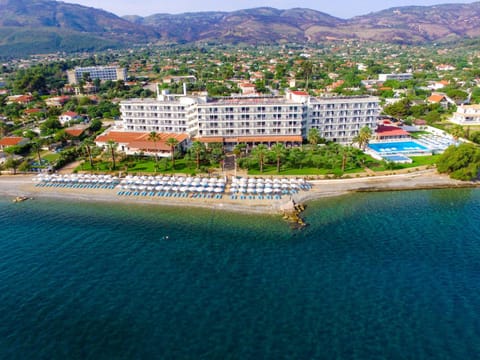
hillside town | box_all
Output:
[0,43,479,180]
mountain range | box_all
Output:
[1,0,480,58]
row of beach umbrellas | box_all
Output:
[33,173,119,184]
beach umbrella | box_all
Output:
[214,187,223,193]
[264,188,273,194]
[155,186,163,191]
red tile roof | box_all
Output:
[0,137,27,146]
[95,131,188,152]
[65,128,85,137]
[376,125,410,137]
[291,91,309,96]
[428,94,446,103]
[25,108,42,114]
[62,111,78,117]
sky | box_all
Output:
[62,0,476,18]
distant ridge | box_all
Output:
[2,0,480,58]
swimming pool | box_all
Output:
[368,141,429,153]
[382,154,413,163]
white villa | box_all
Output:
[450,105,480,125]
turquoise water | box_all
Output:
[369,141,428,153]
[1,189,480,359]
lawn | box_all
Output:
[42,153,60,163]
[77,157,208,175]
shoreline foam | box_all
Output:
[0,170,477,214]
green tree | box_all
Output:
[166,137,179,170]
[450,125,465,140]
[300,60,314,90]
[148,131,161,167]
[437,143,480,180]
[270,142,286,173]
[353,126,373,150]
[252,144,269,173]
[233,143,246,173]
[31,140,43,165]
[40,118,62,136]
[82,138,95,168]
[190,141,206,170]
[4,156,21,175]
[106,140,118,170]
[307,128,321,147]
[89,119,103,133]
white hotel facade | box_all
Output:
[119,90,379,146]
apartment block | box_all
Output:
[67,66,127,85]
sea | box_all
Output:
[0,188,479,359]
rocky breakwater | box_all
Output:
[279,198,307,228]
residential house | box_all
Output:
[239,83,257,95]
[0,136,29,151]
[6,94,33,105]
[45,96,70,107]
[450,105,480,125]
[427,93,451,109]
[59,111,81,125]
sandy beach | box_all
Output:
[0,169,477,214]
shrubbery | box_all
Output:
[437,143,480,181]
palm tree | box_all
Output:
[252,144,269,173]
[166,137,179,170]
[31,139,43,166]
[232,143,246,175]
[270,142,286,173]
[341,145,355,172]
[106,140,118,170]
[190,141,205,170]
[354,126,372,151]
[148,131,161,167]
[82,138,95,169]
[307,128,321,147]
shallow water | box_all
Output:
[0,189,479,359]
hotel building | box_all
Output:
[378,73,413,82]
[118,90,379,146]
[67,66,127,85]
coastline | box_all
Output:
[0,169,477,214]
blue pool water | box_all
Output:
[382,154,412,163]
[369,141,429,153]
